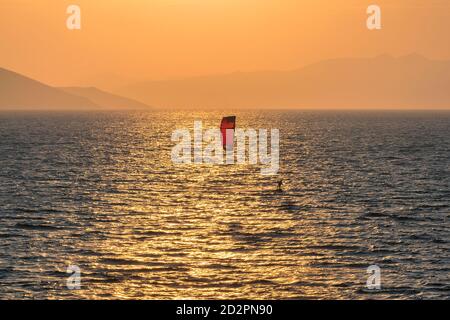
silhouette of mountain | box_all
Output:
[0,67,151,110]
[0,67,98,110]
[116,54,450,109]
[60,87,150,110]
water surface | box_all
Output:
[0,111,449,299]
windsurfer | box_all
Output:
[277,179,283,192]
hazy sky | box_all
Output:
[1,0,450,87]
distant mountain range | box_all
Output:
[116,54,450,109]
[0,67,150,110]
[2,54,450,110]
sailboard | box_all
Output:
[220,116,236,150]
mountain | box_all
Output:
[0,67,151,110]
[116,54,450,109]
[60,87,150,110]
[0,67,98,110]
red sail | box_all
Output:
[220,116,236,150]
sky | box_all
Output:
[1,0,450,87]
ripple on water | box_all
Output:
[0,111,449,299]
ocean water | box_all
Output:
[0,110,448,300]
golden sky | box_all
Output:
[1,0,449,87]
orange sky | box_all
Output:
[1,0,449,88]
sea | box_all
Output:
[0,110,448,299]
